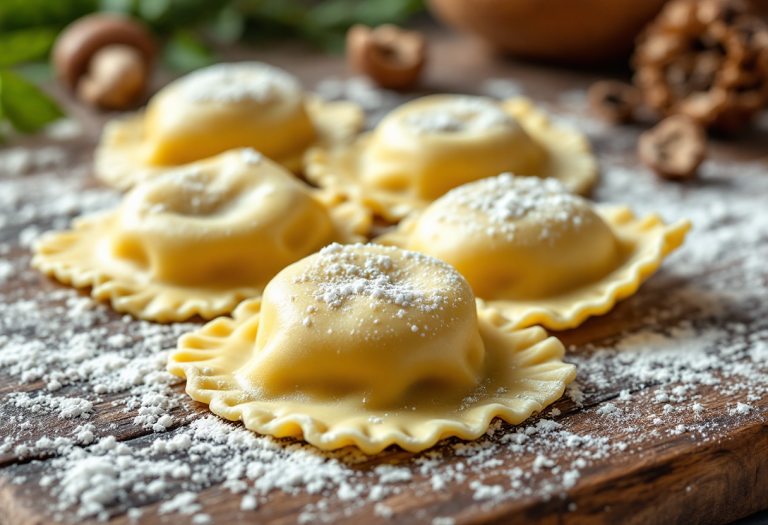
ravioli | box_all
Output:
[32,149,370,322]
[167,244,576,454]
[95,62,364,190]
[304,94,598,221]
[377,174,691,331]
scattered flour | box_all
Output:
[294,243,462,316]
[0,146,68,176]
[314,76,401,125]
[0,260,16,282]
[433,174,587,242]
[481,78,525,100]
[0,79,765,524]
[176,62,302,104]
[406,97,514,134]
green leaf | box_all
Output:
[0,27,58,67]
[207,6,245,44]
[12,62,55,84]
[98,0,136,14]
[138,0,170,21]
[0,0,97,32]
[0,0,97,33]
[0,88,5,141]
[133,0,233,32]
[308,0,355,30]
[0,69,64,133]
[355,0,424,26]
[163,30,216,74]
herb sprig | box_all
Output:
[0,28,65,138]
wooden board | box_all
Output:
[1,28,767,525]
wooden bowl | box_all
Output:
[426,0,669,64]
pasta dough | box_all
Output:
[377,174,690,330]
[304,95,598,221]
[167,244,576,453]
[95,62,364,190]
[32,149,370,322]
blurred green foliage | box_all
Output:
[233,0,425,53]
[0,28,59,67]
[111,0,426,68]
[1,0,425,67]
[0,69,64,133]
[0,0,424,135]
[0,0,97,32]
[0,27,66,137]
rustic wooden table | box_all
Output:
[1,28,767,525]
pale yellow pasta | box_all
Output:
[377,174,691,330]
[32,149,370,322]
[95,62,364,190]
[168,244,576,453]
[305,95,598,221]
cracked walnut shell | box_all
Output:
[633,0,768,133]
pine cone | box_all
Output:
[633,0,768,133]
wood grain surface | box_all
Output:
[1,28,767,525]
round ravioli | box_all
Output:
[32,149,371,322]
[95,61,364,190]
[167,244,576,454]
[377,174,691,331]
[304,94,598,221]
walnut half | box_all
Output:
[638,115,707,181]
[346,24,427,90]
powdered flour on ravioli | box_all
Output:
[33,149,370,322]
[168,244,576,453]
[304,94,597,221]
[377,174,690,330]
[95,62,364,190]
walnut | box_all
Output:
[633,0,768,133]
[638,115,707,180]
[52,14,156,110]
[346,24,426,90]
[588,80,642,123]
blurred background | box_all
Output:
[1,0,426,60]
[2,0,768,144]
